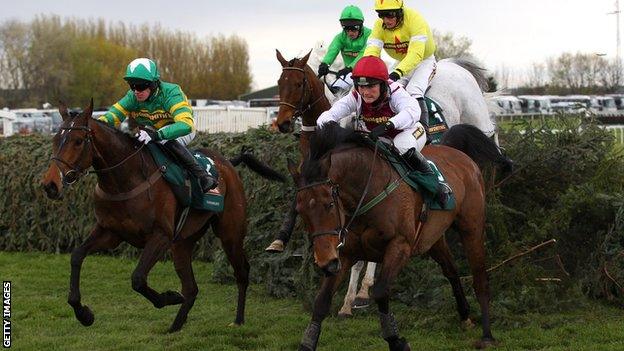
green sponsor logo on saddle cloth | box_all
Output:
[146,143,224,212]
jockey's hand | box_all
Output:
[370,121,395,141]
[135,128,159,144]
[337,67,352,78]
[388,71,401,82]
[318,63,329,77]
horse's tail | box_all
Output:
[441,124,513,176]
[229,148,286,182]
[446,58,489,93]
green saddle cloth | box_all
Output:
[365,138,455,211]
[425,97,449,145]
[146,143,224,212]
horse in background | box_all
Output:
[291,122,508,350]
[41,100,285,332]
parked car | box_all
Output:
[518,95,553,114]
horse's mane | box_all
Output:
[301,122,367,182]
[91,117,136,142]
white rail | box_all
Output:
[192,106,272,133]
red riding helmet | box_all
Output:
[351,56,389,86]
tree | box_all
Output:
[432,30,473,59]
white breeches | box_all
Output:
[159,131,196,146]
[396,55,437,98]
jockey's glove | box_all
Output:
[370,121,395,141]
[135,128,160,144]
[318,63,329,77]
[337,67,352,78]
[388,71,401,82]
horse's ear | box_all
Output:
[58,101,70,121]
[286,158,303,186]
[276,49,288,67]
[298,50,312,67]
[81,98,94,121]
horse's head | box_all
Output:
[275,49,315,133]
[288,159,344,276]
[42,100,95,200]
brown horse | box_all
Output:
[41,100,285,332]
[290,122,510,350]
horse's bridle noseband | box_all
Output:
[279,66,324,120]
[296,179,347,249]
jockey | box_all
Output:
[363,0,436,140]
[317,56,450,206]
[98,58,217,193]
[318,5,372,93]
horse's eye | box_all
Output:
[325,202,334,210]
[75,139,83,146]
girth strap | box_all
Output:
[95,166,165,201]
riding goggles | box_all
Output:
[377,10,401,18]
[128,81,152,92]
[342,25,362,32]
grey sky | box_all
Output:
[2,0,620,89]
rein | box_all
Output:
[296,142,380,249]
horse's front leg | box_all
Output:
[68,225,121,326]
[353,261,377,308]
[371,239,413,351]
[299,257,353,351]
[338,260,364,318]
[131,231,183,309]
[266,197,297,252]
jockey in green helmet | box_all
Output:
[99,58,217,193]
[318,5,372,92]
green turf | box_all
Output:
[1,252,622,350]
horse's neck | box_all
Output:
[91,123,155,193]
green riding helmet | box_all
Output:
[124,58,160,82]
[340,5,364,27]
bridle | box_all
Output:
[50,117,144,187]
[296,142,380,249]
[279,66,325,120]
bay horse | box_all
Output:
[269,49,502,317]
[41,100,285,332]
[290,122,510,350]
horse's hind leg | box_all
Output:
[353,261,377,308]
[131,232,184,309]
[68,225,121,326]
[213,215,249,325]
[429,237,471,326]
[338,260,364,318]
[457,218,496,347]
[168,238,199,333]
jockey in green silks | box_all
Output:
[98,58,217,192]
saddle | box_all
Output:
[424,96,449,144]
[362,137,455,211]
[146,143,224,212]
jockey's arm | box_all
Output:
[393,21,428,78]
[388,84,419,130]
[158,92,194,140]
[98,93,132,127]
[322,33,344,65]
[317,92,358,127]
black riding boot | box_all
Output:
[416,97,432,144]
[403,147,450,208]
[165,140,217,193]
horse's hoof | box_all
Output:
[75,305,95,326]
[167,324,182,333]
[337,312,353,319]
[474,337,498,349]
[461,318,475,330]
[162,290,185,306]
[352,297,370,309]
[389,337,411,351]
[265,240,284,253]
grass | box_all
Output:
[1,252,622,350]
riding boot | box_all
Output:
[164,140,218,193]
[416,97,432,145]
[403,147,451,208]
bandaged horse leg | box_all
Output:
[338,260,365,317]
[353,261,377,308]
[266,197,297,252]
[299,258,352,351]
[377,287,411,351]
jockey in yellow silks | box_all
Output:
[364,0,436,138]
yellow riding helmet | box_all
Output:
[374,0,403,11]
